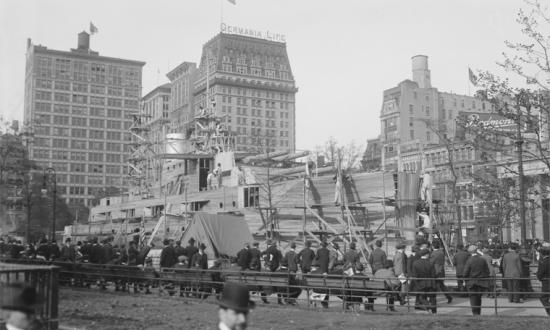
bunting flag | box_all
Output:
[227,0,236,4]
[90,22,99,35]
[468,67,478,86]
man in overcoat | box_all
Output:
[412,249,437,313]
[463,245,490,315]
[452,243,470,292]
[430,240,452,303]
[298,241,316,273]
[316,241,330,274]
[502,243,522,303]
[368,240,387,274]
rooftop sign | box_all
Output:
[221,23,286,43]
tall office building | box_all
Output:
[380,55,491,170]
[193,31,297,153]
[23,32,145,207]
[166,61,197,134]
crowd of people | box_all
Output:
[2,234,550,318]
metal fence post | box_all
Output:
[493,274,498,316]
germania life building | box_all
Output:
[23,32,145,207]
[192,27,298,153]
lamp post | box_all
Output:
[41,167,57,241]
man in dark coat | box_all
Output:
[127,241,139,266]
[463,245,490,315]
[316,241,330,274]
[298,241,316,273]
[282,242,298,272]
[412,249,437,313]
[174,240,186,259]
[236,243,252,270]
[343,242,361,275]
[101,238,114,264]
[249,242,262,271]
[160,239,177,269]
[190,243,208,269]
[537,243,550,316]
[184,238,199,268]
[261,240,282,272]
[90,237,103,264]
[430,240,452,303]
[60,238,76,262]
[502,243,522,303]
[48,240,60,261]
[453,243,470,292]
[368,240,387,274]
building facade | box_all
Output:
[193,32,297,153]
[23,32,145,207]
[380,55,492,171]
[166,62,197,134]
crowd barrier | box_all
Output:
[1,258,548,317]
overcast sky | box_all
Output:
[0,0,528,150]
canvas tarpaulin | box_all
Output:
[180,212,253,259]
[396,172,420,241]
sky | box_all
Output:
[0,0,530,151]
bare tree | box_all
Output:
[317,137,363,171]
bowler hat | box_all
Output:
[199,243,206,250]
[219,282,255,313]
[1,284,44,313]
[396,242,406,250]
[266,239,273,245]
[252,242,259,247]
[467,245,478,254]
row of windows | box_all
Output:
[35,91,138,108]
[35,115,130,129]
[218,86,294,101]
[35,79,139,97]
[33,147,128,161]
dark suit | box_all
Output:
[502,251,522,302]
[453,250,470,291]
[249,247,262,271]
[298,247,316,273]
[191,251,208,269]
[283,249,298,272]
[537,255,550,315]
[160,245,177,268]
[236,247,251,270]
[369,248,387,274]
[463,254,490,315]
[262,246,282,272]
[316,247,330,274]
[412,257,437,313]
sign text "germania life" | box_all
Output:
[221,23,286,43]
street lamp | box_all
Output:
[41,167,56,241]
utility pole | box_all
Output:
[515,93,527,244]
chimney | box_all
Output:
[411,55,431,88]
[77,31,90,50]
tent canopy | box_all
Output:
[181,212,253,259]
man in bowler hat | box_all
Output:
[218,282,254,330]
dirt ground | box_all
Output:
[59,288,550,330]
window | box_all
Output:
[52,150,68,160]
[410,130,414,139]
[243,186,260,207]
[51,162,68,172]
[106,120,121,129]
[89,130,104,139]
[105,176,121,185]
[69,186,86,195]
[107,109,122,117]
[426,106,430,116]
[52,126,69,137]
[33,149,50,159]
[89,119,105,128]
[72,106,87,115]
[54,81,70,91]
[36,91,51,101]
[88,153,104,162]
[71,163,86,172]
[71,117,87,126]
[426,131,431,141]
[71,128,87,138]
[107,98,122,108]
[105,165,120,174]
[90,107,105,117]
[409,117,413,127]
[54,93,70,103]
[88,176,104,185]
[35,102,51,112]
[89,141,104,150]
[409,104,414,113]
[72,83,88,93]
[72,94,87,104]
[36,80,52,89]
[106,154,121,163]
[90,96,105,106]
[106,131,121,140]
[108,87,123,96]
[91,85,105,94]
[71,140,86,149]
[70,175,85,184]
[53,115,69,125]
[53,104,69,114]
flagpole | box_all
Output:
[467,67,471,97]
[220,0,223,27]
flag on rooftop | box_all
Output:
[90,22,99,35]
[227,0,236,4]
[468,67,478,86]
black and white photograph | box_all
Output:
[1,0,550,329]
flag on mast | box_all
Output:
[468,67,477,86]
[90,22,99,35]
[227,0,236,4]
